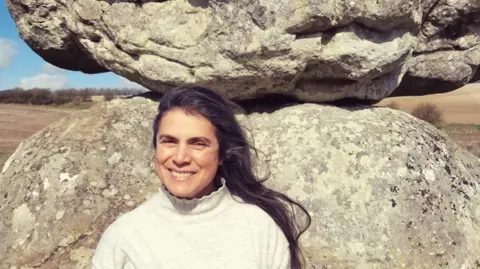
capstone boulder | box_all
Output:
[6,0,480,102]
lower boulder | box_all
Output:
[0,97,479,268]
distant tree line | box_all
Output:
[0,87,147,106]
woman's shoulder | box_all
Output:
[228,194,290,256]
[230,194,287,234]
[99,193,160,237]
[91,197,159,268]
[231,198,271,222]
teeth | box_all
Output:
[171,171,194,178]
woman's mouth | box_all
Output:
[169,169,195,181]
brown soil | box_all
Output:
[448,133,480,157]
[440,125,480,157]
[0,104,72,168]
[376,83,480,124]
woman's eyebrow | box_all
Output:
[157,134,176,140]
[158,134,211,144]
[188,137,212,144]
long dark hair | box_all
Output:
[152,86,312,269]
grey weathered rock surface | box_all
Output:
[1,97,479,268]
[6,0,480,102]
[391,0,480,96]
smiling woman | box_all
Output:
[154,108,223,199]
[91,86,312,269]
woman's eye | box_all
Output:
[193,142,207,147]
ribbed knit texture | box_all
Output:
[91,178,291,269]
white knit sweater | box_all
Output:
[91,178,291,269]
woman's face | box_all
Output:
[154,108,222,199]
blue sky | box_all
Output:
[0,1,143,90]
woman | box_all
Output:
[91,86,311,269]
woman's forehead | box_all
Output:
[158,109,216,138]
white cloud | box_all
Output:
[40,62,67,74]
[118,76,147,90]
[17,62,70,90]
[18,74,69,90]
[0,38,17,70]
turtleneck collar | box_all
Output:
[158,177,229,215]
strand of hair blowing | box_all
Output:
[152,86,312,269]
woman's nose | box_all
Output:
[172,144,190,164]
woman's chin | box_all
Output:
[164,182,195,198]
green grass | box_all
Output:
[440,124,480,158]
[440,123,480,133]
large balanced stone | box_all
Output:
[6,0,480,102]
[1,97,479,268]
